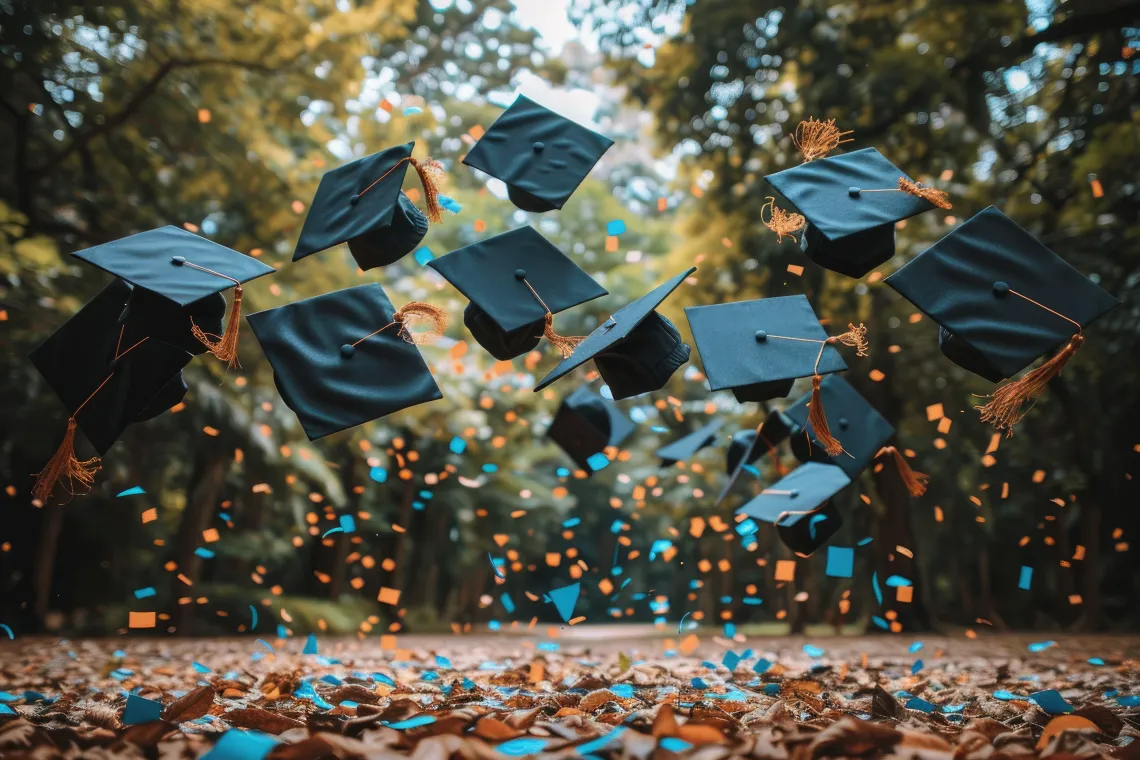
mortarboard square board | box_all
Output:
[428,226,607,360]
[293,141,439,271]
[246,284,443,441]
[656,418,725,467]
[784,374,895,479]
[546,386,635,474]
[886,206,1120,382]
[29,279,195,455]
[462,95,614,213]
[534,268,695,400]
[725,410,794,475]
[737,462,850,555]
[765,148,940,278]
[686,294,848,404]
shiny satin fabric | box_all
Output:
[246,284,443,441]
[593,312,691,400]
[784,374,895,479]
[656,418,725,467]
[887,206,1120,380]
[462,95,614,211]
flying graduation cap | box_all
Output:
[462,95,614,213]
[725,410,793,476]
[686,294,869,456]
[737,462,850,555]
[427,226,607,360]
[29,280,212,503]
[246,284,446,441]
[70,226,275,368]
[534,268,695,400]
[762,118,950,279]
[656,418,725,468]
[887,206,1120,436]
[293,141,447,271]
[546,386,635,474]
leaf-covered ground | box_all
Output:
[0,632,1137,759]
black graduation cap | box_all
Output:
[686,295,855,403]
[246,284,444,441]
[725,410,794,475]
[427,226,607,360]
[293,141,446,271]
[546,386,635,474]
[534,268,695,400]
[656,418,724,467]
[737,462,850,555]
[30,280,197,503]
[462,95,614,213]
[887,206,1120,435]
[765,147,947,278]
[71,226,275,368]
[784,374,895,479]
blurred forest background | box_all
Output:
[0,0,1137,639]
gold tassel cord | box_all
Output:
[355,155,446,223]
[976,333,1084,437]
[832,322,870,357]
[32,418,101,505]
[794,117,853,162]
[897,177,953,209]
[352,301,448,348]
[807,372,845,457]
[876,446,930,497]
[760,196,806,244]
[191,284,243,368]
[521,278,587,359]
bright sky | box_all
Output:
[510,0,589,54]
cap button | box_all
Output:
[604,316,618,330]
[848,186,862,197]
[340,344,356,359]
[993,281,1010,297]
[349,195,361,206]
[171,255,186,265]
[838,417,849,430]
[754,329,767,342]
[789,489,799,499]
[532,141,545,153]
[514,268,527,280]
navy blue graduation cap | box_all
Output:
[887,206,1120,436]
[656,418,724,467]
[246,284,445,441]
[30,280,201,503]
[737,462,850,555]
[764,140,949,278]
[725,410,793,476]
[71,226,275,368]
[427,226,607,360]
[546,387,635,474]
[463,95,614,213]
[535,269,695,400]
[293,141,446,271]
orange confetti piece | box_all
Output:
[545,552,561,567]
[473,219,486,233]
[377,587,401,605]
[896,585,914,603]
[937,417,952,434]
[657,197,667,212]
[202,528,219,543]
[1090,179,1104,198]
[869,369,886,382]
[380,634,398,650]
[679,633,699,654]
[774,559,796,582]
[1032,470,1046,483]
[605,235,619,252]
[925,403,944,421]
[129,611,156,629]
[141,508,158,524]
[786,264,804,276]
[202,426,219,436]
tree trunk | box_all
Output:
[170,448,228,633]
[31,505,65,626]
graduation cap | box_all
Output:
[765,141,949,278]
[783,372,899,473]
[656,418,724,467]
[293,141,446,271]
[71,226,275,368]
[546,386,635,474]
[535,268,695,400]
[427,226,607,360]
[737,462,850,555]
[886,206,1120,436]
[725,410,793,476]
[462,95,614,213]
[30,280,198,503]
[246,284,446,440]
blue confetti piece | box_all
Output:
[547,582,580,622]
[586,452,610,471]
[650,425,668,433]
[1018,566,1033,590]
[885,575,912,587]
[302,634,318,656]
[577,727,626,755]
[872,572,883,605]
[295,680,333,710]
[808,513,829,540]
[610,519,624,534]
[413,247,434,266]
[192,662,211,674]
[1088,657,1105,666]
[556,467,571,478]
[255,639,274,653]
[723,622,736,639]
[194,547,215,559]
[722,651,741,671]
[436,655,452,669]
[857,536,873,546]
[735,518,759,537]
[993,690,1015,701]
[497,737,550,756]
[0,705,14,715]
[501,593,515,614]
[488,553,505,579]
[803,644,825,658]
[202,729,278,760]
[909,641,924,653]
[610,684,635,698]
[123,693,163,725]
[133,587,156,599]
[763,683,780,695]
[369,467,388,483]
[660,737,692,752]
[677,611,690,634]
[943,704,966,713]
[649,539,672,560]
[825,546,854,578]
[321,527,344,538]
[905,697,937,713]
[1031,689,1072,714]
[449,436,466,454]
[537,642,560,652]
[742,597,763,605]
[754,658,772,674]
[421,670,439,682]
[339,515,356,533]
[1028,640,1056,653]
[1116,695,1140,707]
[0,624,13,640]
[911,659,924,675]
[562,517,581,528]
[320,675,343,686]
[606,220,626,236]
[438,195,462,214]
[872,615,889,630]
[117,486,146,497]
[402,106,423,116]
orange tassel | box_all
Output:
[832,322,870,357]
[807,374,845,457]
[761,197,806,243]
[393,301,448,345]
[192,285,243,368]
[876,446,929,497]
[409,157,444,224]
[540,312,585,358]
[898,177,952,209]
[976,334,1084,437]
[32,418,101,504]
[794,117,853,162]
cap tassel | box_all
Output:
[976,333,1084,437]
[33,418,101,504]
[833,322,870,357]
[807,374,845,457]
[393,301,448,345]
[794,117,853,162]
[541,312,585,359]
[876,446,929,497]
[409,157,445,224]
[761,196,806,243]
[898,177,952,210]
[192,285,243,368]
